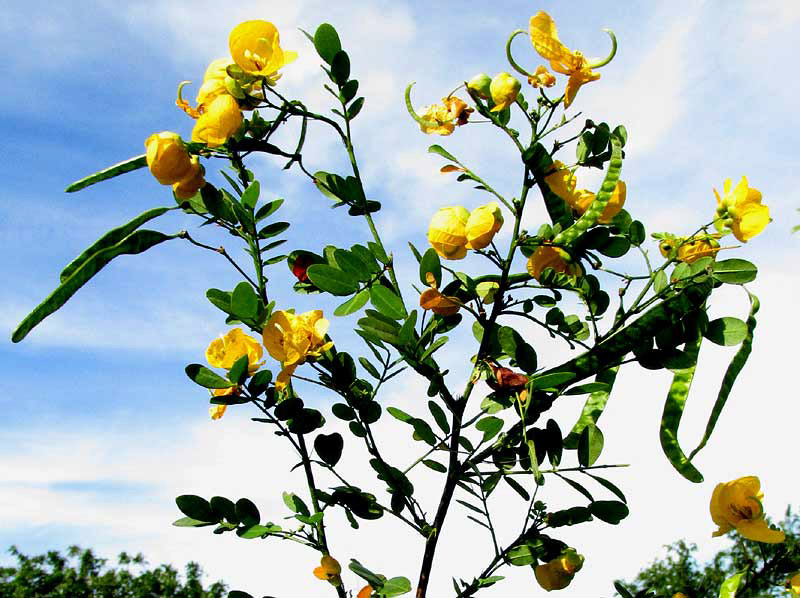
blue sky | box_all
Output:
[2,0,800,596]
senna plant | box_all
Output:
[12,10,791,598]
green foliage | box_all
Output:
[0,545,226,597]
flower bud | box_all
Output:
[427,206,470,260]
[489,72,521,112]
[467,73,492,98]
[172,158,206,200]
[145,132,193,185]
[191,94,243,147]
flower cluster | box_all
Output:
[203,310,333,419]
[427,202,504,260]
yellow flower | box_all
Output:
[544,161,577,201]
[229,20,297,83]
[570,181,627,224]
[465,202,504,249]
[489,72,521,112]
[262,310,333,390]
[191,94,243,147]
[534,549,584,591]
[144,132,193,185]
[313,555,341,584]
[786,572,800,596]
[676,237,721,264]
[206,328,264,374]
[428,206,470,260]
[527,245,582,282]
[172,157,206,200]
[528,65,557,88]
[209,387,238,420]
[673,594,688,598]
[196,58,234,109]
[710,476,786,543]
[418,96,473,135]
[529,11,601,108]
[714,177,770,242]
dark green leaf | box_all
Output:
[13,230,177,342]
[60,207,171,282]
[227,355,249,386]
[547,506,593,527]
[475,416,503,442]
[589,500,629,524]
[65,154,147,192]
[530,371,575,390]
[313,23,341,64]
[231,281,259,320]
[240,181,260,210]
[332,403,356,421]
[176,495,217,522]
[598,236,630,258]
[282,492,310,516]
[185,364,235,389]
[314,433,344,466]
[307,264,360,296]
[341,79,359,103]
[258,221,290,239]
[330,50,350,85]
[210,496,239,524]
[235,498,260,527]
[419,248,442,287]
[564,382,610,395]
[422,459,447,473]
[347,97,365,119]
[427,400,450,434]
[628,221,646,245]
[254,198,284,221]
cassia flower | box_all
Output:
[262,310,333,390]
[206,328,264,374]
[172,157,206,200]
[229,20,297,83]
[465,202,504,250]
[313,555,341,584]
[191,94,243,147]
[418,97,473,135]
[675,237,721,264]
[529,11,601,108]
[710,476,785,543]
[145,132,193,185]
[544,161,577,200]
[489,72,521,112]
[428,206,470,260]
[714,177,770,242]
[527,245,582,282]
[528,65,557,88]
[534,548,584,591]
[786,573,800,596]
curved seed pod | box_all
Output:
[552,135,623,246]
[688,291,759,461]
[563,365,619,449]
[659,331,703,482]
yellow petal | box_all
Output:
[736,519,786,543]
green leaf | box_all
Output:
[530,371,576,390]
[427,400,450,434]
[307,264,359,296]
[12,230,177,342]
[347,97,365,119]
[340,79,359,103]
[314,433,344,466]
[247,369,272,397]
[235,498,260,527]
[719,571,744,598]
[628,221,645,245]
[313,23,341,64]
[230,282,259,320]
[712,259,757,284]
[334,289,369,317]
[282,492,310,516]
[172,516,214,528]
[210,496,239,524]
[381,576,412,597]
[330,50,351,85]
[60,207,172,282]
[583,472,627,504]
[577,423,604,467]
[428,144,459,162]
[65,154,147,192]
[370,285,406,320]
[547,506,593,527]
[653,270,668,293]
[598,236,630,258]
[185,364,234,389]
[613,582,636,598]
[240,181,260,210]
[419,248,442,287]
[705,317,748,346]
[588,500,629,524]
[254,198,283,221]
[236,524,273,539]
[422,459,447,473]
[564,382,610,395]
[176,495,216,522]
[227,355,249,386]
[497,326,537,373]
[228,591,255,598]
[612,125,628,146]
[257,221,290,239]
[508,544,537,566]
[475,416,503,442]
